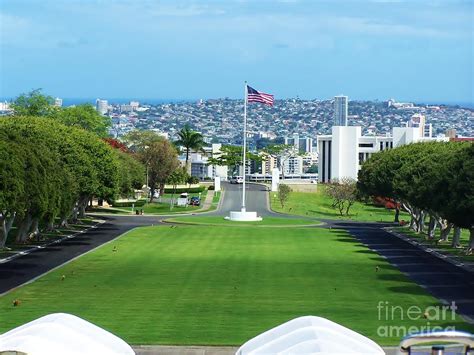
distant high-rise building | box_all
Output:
[334,95,348,126]
[284,133,313,153]
[96,99,108,115]
[130,101,139,110]
[120,104,133,113]
[54,98,63,107]
[407,114,432,138]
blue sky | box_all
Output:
[0,0,473,103]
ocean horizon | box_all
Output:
[1,97,473,109]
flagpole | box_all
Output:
[242,81,247,212]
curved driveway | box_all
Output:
[213,182,278,217]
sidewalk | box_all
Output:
[385,227,474,274]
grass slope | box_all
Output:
[271,185,405,222]
[0,225,470,345]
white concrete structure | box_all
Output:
[54,98,63,107]
[226,210,262,222]
[334,95,348,126]
[211,143,228,180]
[318,125,448,183]
[271,167,279,192]
[214,175,221,191]
[236,316,384,354]
[0,313,135,355]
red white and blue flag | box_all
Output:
[247,85,274,106]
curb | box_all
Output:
[0,219,106,265]
[384,227,474,274]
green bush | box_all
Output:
[208,185,215,191]
[163,186,206,194]
[111,199,147,207]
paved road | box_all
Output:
[213,182,278,217]
[0,216,161,295]
[326,220,474,323]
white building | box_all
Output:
[180,144,228,180]
[54,98,63,107]
[285,133,313,153]
[334,95,348,126]
[282,155,304,175]
[120,104,133,113]
[407,113,432,138]
[0,101,11,111]
[96,99,108,115]
[317,125,448,183]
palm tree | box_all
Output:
[175,124,205,174]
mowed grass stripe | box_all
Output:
[0,225,471,345]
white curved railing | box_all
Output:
[397,330,474,355]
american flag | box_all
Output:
[247,85,274,106]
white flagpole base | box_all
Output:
[225,210,263,222]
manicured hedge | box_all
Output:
[111,199,147,207]
[163,186,206,194]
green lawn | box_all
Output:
[1,224,471,345]
[271,185,405,222]
[166,215,320,227]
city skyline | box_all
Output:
[1,0,473,103]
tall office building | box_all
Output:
[407,113,432,138]
[96,99,108,115]
[334,95,348,126]
[284,134,313,153]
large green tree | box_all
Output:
[0,117,121,243]
[174,124,205,174]
[123,130,180,201]
[51,104,111,137]
[12,90,111,137]
[0,140,26,247]
[11,89,56,116]
[207,145,261,176]
[358,141,473,253]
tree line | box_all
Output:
[357,141,473,252]
[0,116,144,248]
[0,90,211,249]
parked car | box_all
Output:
[230,176,244,184]
[189,196,201,206]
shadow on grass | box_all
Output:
[377,274,412,283]
[335,237,365,245]
[387,285,429,296]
